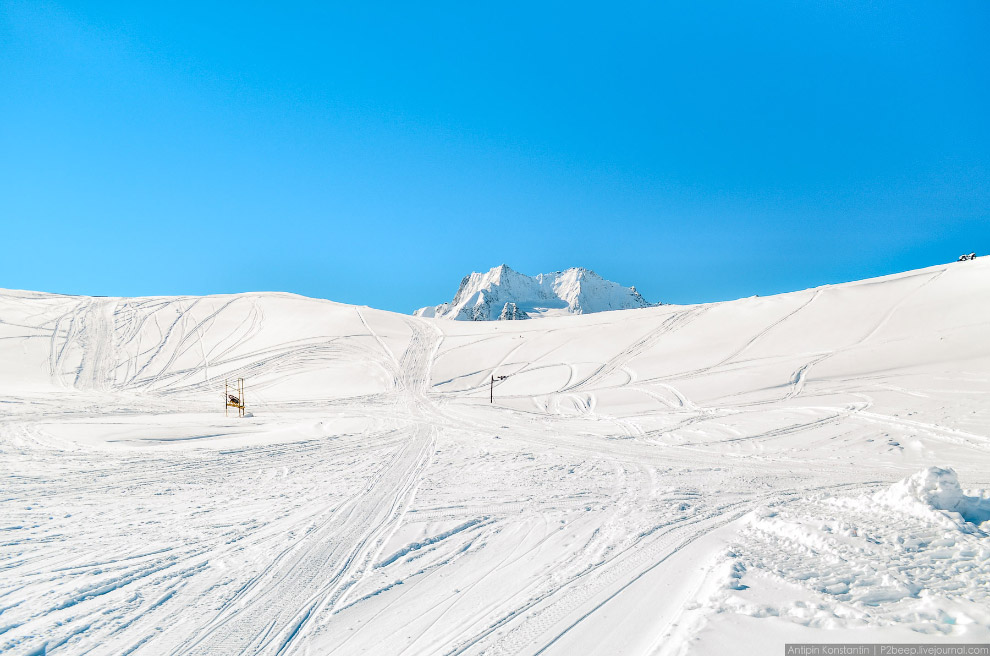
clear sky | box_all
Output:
[2,2,988,312]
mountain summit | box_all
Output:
[414,265,656,320]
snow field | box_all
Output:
[1,257,989,654]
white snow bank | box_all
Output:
[872,467,990,532]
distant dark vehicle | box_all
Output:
[228,394,241,405]
[958,253,977,261]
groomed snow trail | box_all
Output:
[2,259,990,655]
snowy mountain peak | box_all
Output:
[415,265,656,320]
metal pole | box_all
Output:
[225,380,228,417]
[490,375,494,404]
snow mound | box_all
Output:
[874,467,990,532]
[414,264,655,320]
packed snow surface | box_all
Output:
[2,257,990,655]
[414,264,653,320]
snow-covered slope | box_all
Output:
[2,257,990,656]
[414,264,654,320]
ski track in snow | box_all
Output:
[2,259,990,655]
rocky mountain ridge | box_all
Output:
[414,264,656,320]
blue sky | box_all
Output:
[2,2,988,312]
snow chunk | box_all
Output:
[874,467,990,532]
